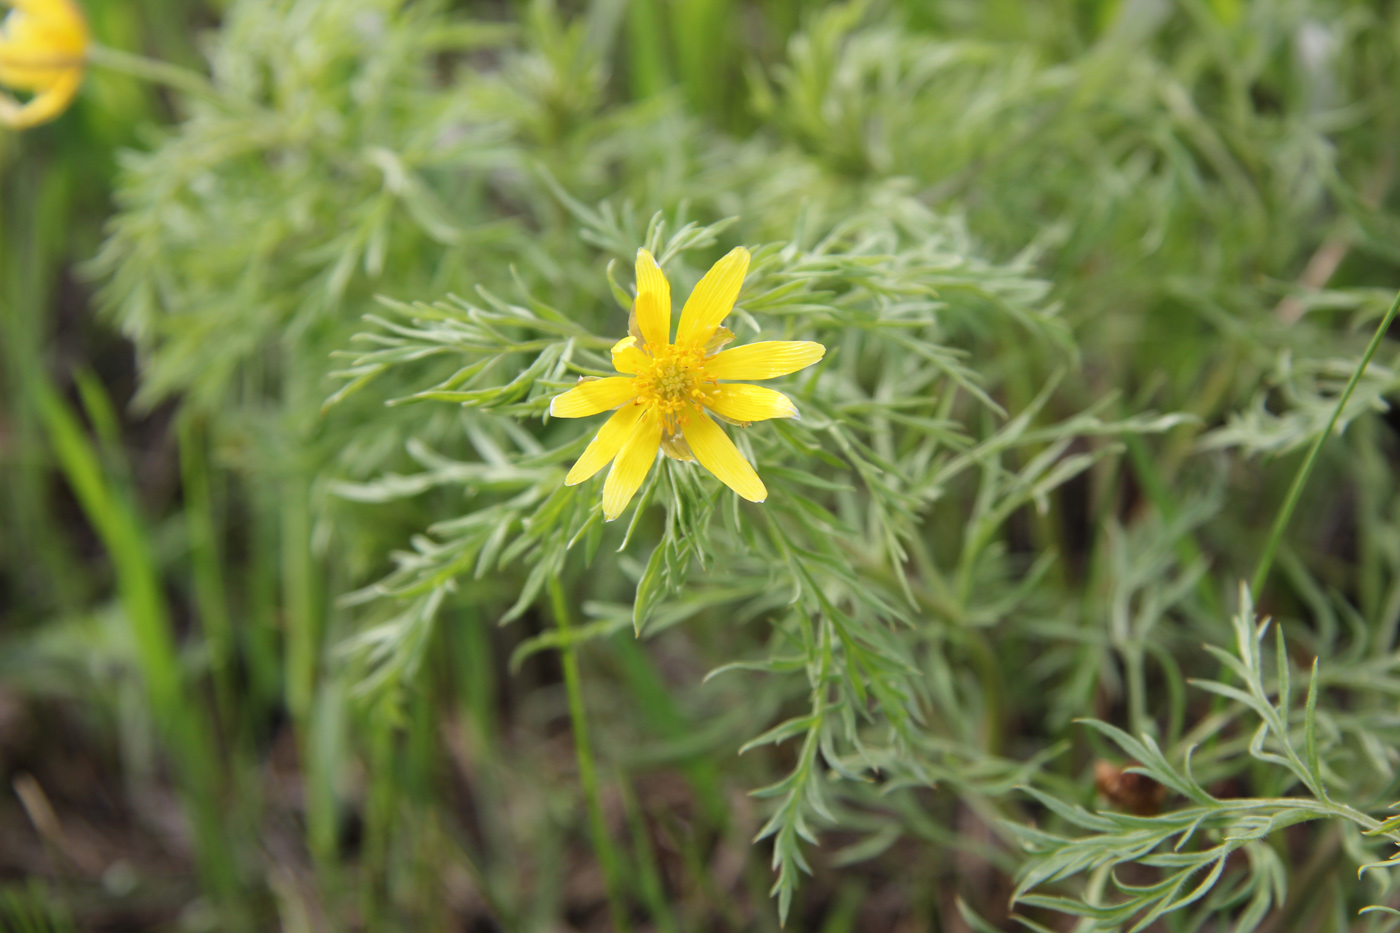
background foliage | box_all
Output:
[4,0,1400,929]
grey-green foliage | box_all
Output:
[332,188,1193,915]
[95,0,510,402]
[79,0,1400,925]
[1203,344,1400,456]
[1031,494,1218,740]
[243,0,1400,922]
[1015,585,1400,931]
[760,1,1400,431]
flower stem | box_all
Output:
[1251,288,1400,598]
[548,576,632,932]
[86,43,224,105]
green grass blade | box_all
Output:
[1251,289,1400,597]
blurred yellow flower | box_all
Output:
[552,246,825,521]
[0,0,88,130]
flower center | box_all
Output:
[632,342,712,421]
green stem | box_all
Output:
[548,577,631,933]
[86,43,223,104]
[1251,289,1400,597]
[1208,796,1388,835]
[35,379,245,924]
[177,415,235,730]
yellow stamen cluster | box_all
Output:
[631,341,713,425]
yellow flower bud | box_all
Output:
[0,0,89,130]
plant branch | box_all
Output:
[549,576,632,932]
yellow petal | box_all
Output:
[610,335,649,375]
[707,340,825,381]
[0,67,80,129]
[9,0,84,18]
[565,403,645,486]
[549,377,637,418]
[634,248,671,347]
[681,413,766,503]
[633,289,669,352]
[704,384,799,422]
[603,407,662,521]
[676,247,749,346]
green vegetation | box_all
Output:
[5,0,1400,929]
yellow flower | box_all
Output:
[551,246,825,521]
[0,0,88,130]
